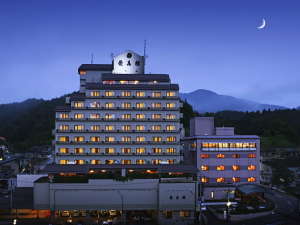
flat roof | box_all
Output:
[85,83,179,90]
[183,135,260,140]
[78,64,113,73]
[102,73,170,82]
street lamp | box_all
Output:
[226,200,231,223]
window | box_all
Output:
[152,114,162,119]
[152,136,162,142]
[74,101,84,108]
[136,136,145,142]
[75,160,85,165]
[91,125,100,131]
[136,125,145,131]
[91,160,100,164]
[167,159,175,164]
[122,125,131,131]
[121,91,131,97]
[121,136,131,142]
[136,102,145,108]
[122,114,131,119]
[122,148,131,154]
[59,113,69,119]
[152,102,162,108]
[152,159,161,165]
[59,125,69,131]
[166,103,175,108]
[216,177,225,183]
[166,136,176,142]
[90,101,100,108]
[75,148,84,154]
[152,148,162,154]
[136,148,146,154]
[216,165,225,171]
[74,136,84,142]
[166,114,176,120]
[201,177,209,183]
[152,91,162,97]
[232,154,240,158]
[167,148,176,154]
[248,153,256,158]
[74,125,84,131]
[105,114,115,119]
[105,136,115,142]
[74,113,84,119]
[79,70,86,75]
[152,125,161,131]
[248,177,256,182]
[90,136,101,142]
[105,148,115,154]
[90,113,100,119]
[167,91,176,97]
[166,125,176,131]
[136,159,145,164]
[59,160,69,165]
[179,211,190,218]
[120,80,128,84]
[136,91,145,97]
[232,165,240,171]
[200,154,210,159]
[232,177,241,183]
[91,91,100,97]
[248,165,256,171]
[58,136,69,142]
[122,160,131,165]
[105,125,115,131]
[136,114,145,119]
[59,148,69,154]
[105,102,115,109]
[122,102,131,108]
[201,165,209,171]
[105,91,114,97]
[90,148,100,154]
[216,153,225,158]
[105,159,115,164]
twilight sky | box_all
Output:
[0,0,300,107]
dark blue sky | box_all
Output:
[1,0,300,107]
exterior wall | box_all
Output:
[190,117,214,136]
[34,182,50,209]
[17,174,48,187]
[202,186,235,200]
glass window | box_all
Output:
[90,101,100,108]
[59,113,69,119]
[216,165,225,171]
[105,102,115,108]
[74,113,84,119]
[122,160,131,165]
[248,153,256,158]
[136,125,145,131]
[90,136,101,142]
[200,154,210,159]
[152,148,162,154]
[216,177,225,183]
[74,125,84,131]
[216,154,225,158]
[122,148,131,154]
[122,102,131,108]
[136,159,145,164]
[59,160,69,165]
[152,137,162,142]
[105,148,115,154]
[105,91,115,97]
[166,103,176,108]
[74,101,84,108]
[121,136,131,142]
[232,165,240,171]
[247,177,256,182]
[59,148,69,154]
[152,125,162,131]
[166,125,176,131]
[136,114,145,119]
[167,148,176,153]
[105,136,115,142]
[90,148,100,154]
[75,148,85,154]
[152,114,162,119]
[232,154,240,158]
[59,125,69,131]
[122,114,131,119]
[152,92,162,97]
[201,177,209,183]
[152,159,161,165]
[201,165,209,171]
[232,177,241,183]
[105,159,115,164]
[91,125,100,131]
[74,136,84,142]
[121,91,131,97]
[105,125,115,131]
[91,91,100,97]
[136,148,146,154]
[166,136,176,142]
[166,114,176,120]
[105,114,115,119]
[122,125,131,131]
[136,136,145,142]
[136,102,145,108]
[167,91,176,97]
[152,102,162,108]
[167,159,175,164]
[136,91,145,97]
[75,160,85,165]
[90,113,100,119]
[91,160,100,164]
[58,136,69,142]
[248,165,256,171]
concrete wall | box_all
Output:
[190,117,214,136]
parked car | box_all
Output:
[61,211,70,217]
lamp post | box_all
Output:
[117,190,125,225]
[226,200,231,223]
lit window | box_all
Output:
[122,160,131,165]
[152,102,162,108]
[152,114,162,119]
[136,159,145,164]
[232,177,241,183]
[166,103,175,108]
[59,160,69,165]
[103,80,115,84]
[152,137,162,142]
[105,102,115,109]
[121,91,131,97]
[216,165,225,171]
[90,101,100,108]
[248,153,256,158]
[59,148,69,154]
[200,154,210,159]
[91,125,100,131]
[105,148,115,154]
[248,165,256,171]
[122,102,131,108]
[90,148,100,154]
[105,136,115,142]
[91,160,100,164]
[122,148,131,154]
[74,125,84,131]
[136,91,145,97]
[166,125,176,131]
[121,136,131,142]
[136,148,146,154]
[166,114,176,120]
[59,125,69,131]
[75,148,84,154]
[136,102,145,108]
[166,136,176,142]
[216,154,225,158]
[91,91,100,97]
[136,136,145,142]
[105,91,115,97]
[232,165,240,171]
[90,136,100,142]
[136,114,145,119]
[152,159,161,165]
[74,113,84,119]
[152,125,162,131]
[105,114,115,119]
[136,125,145,131]
[105,159,115,164]
[152,92,162,97]
[179,211,190,217]
[201,177,209,183]
[75,160,85,165]
[58,136,69,142]
[105,125,115,131]
[152,148,162,154]
[59,113,69,119]
[201,165,209,171]
[216,177,225,183]
[74,101,84,108]
[122,114,131,119]
[167,159,175,164]
[122,125,131,131]
[79,70,86,75]
[191,143,197,149]
[74,136,84,142]
[90,113,100,119]
[248,177,256,182]
[167,91,176,97]
[232,154,240,158]
[120,80,128,84]
[167,148,176,154]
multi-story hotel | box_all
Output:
[183,117,260,200]
[54,50,183,165]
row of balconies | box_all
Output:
[70,106,180,111]
[55,129,181,133]
[56,152,182,156]
[85,95,179,100]
[55,118,182,122]
[55,141,180,145]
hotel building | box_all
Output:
[183,117,260,200]
[54,50,183,165]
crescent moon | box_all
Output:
[257,18,266,29]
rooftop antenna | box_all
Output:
[91,53,94,64]
[143,40,147,73]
